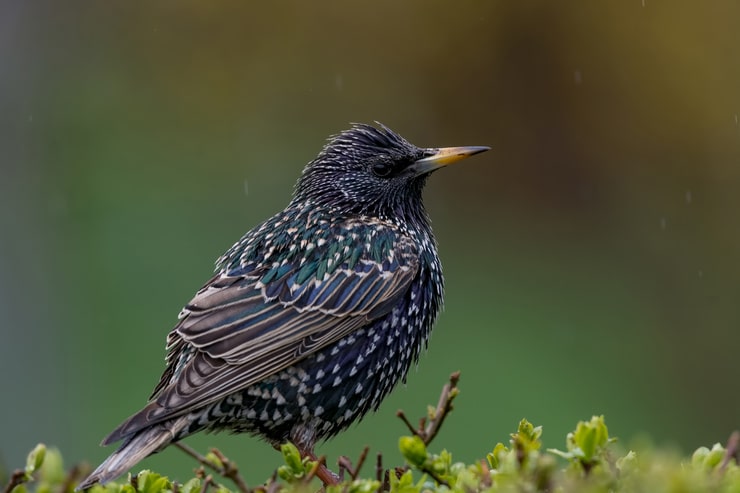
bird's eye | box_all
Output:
[372,162,393,177]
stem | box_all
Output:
[422,371,460,446]
[395,371,461,446]
[174,443,251,493]
[2,471,27,493]
[721,431,740,471]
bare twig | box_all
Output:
[422,371,460,445]
[478,459,492,489]
[395,411,419,437]
[304,455,326,483]
[199,475,214,493]
[175,443,250,493]
[396,371,461,447]
[176,443,213,472]
[59,464,82,493]
[720,431,740,471]
[382,470,390,493]
[375,453,384,483]
[3,470,27,493]
[253,470,278,493]
[337,446,369,483]
[129,473,139,491]
[265,471,280,493]
[417,465,449,488]
[390,372,461,487]
[210,448,251,493]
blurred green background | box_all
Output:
[2,0,738,483]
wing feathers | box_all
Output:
[106,221,420,443]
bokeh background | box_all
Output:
[2,0,739,483]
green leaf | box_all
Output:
[389,469,418,493]
[25,444,46,475]
[616,450,637,475]
[344,479,382,493]
[38,447,65,484]
[399,435,428,467]
[179,477,202,493]
[487,442,509,469]
[280,442,304,475]
[135,470,171,493]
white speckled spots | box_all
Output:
[272,388,286,405]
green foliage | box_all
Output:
[7,418,737,493]
[548,415,615,472]
[276,443,312,483]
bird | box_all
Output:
[77,122,489,489]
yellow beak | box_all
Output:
[409,145,490,176]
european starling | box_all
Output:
[77,123,488,489]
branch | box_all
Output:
[417,464,450,488]
[175,443,251,493]
[337,446,370,484]
[721,431,740,471]
[59,464,82,493]
[423,371,460,445]
[3,470,27,493]
[396,371,461,446]
[199,475,214,493]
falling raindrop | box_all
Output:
[244,179,249,196]
[685,190,692,205]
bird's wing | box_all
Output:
[102,224,418,444]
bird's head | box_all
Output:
[292,123,489,222]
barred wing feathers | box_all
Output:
[102,223,418,445]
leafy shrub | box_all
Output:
[4,374,738,493]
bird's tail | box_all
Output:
[76,416,190,491]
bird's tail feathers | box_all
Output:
[76,416,190,491]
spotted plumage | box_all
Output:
[77,123,488,489]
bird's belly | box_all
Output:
[195,300,431,444]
